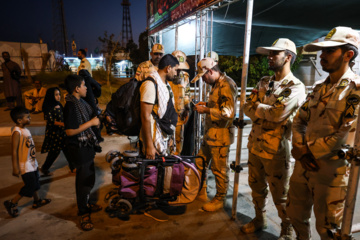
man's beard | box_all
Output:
[321,54,344,73]
[166,75,174,82]
[172,75,182,84]
[268,57,286,71]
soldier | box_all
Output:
[135,43,164,81]
[193,57,237,211]
[288,27,360,240]
[168,50,191,155]
[242,38,306,239]
[77,49,92,76]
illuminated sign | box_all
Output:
[147,0,218,35]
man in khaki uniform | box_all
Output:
[168,50,191,155]
[193,58,237,212]
[242,38,306,239]
[288,26,360,240]
[77,49,92,76]
[135,43,164,81]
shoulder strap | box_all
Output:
[144,76,158,104]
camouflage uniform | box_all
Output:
[288,68,360,240]
[77,57,92,76]
[195,73,237,200]
[135,60,158,81]
[244,72,306,224]
[168,71,190,155]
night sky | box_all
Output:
[0,0,147,55]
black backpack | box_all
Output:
[105,77,157,136]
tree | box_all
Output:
[98,31,124,86]
[127,30,149,65]
[218,50,303,87]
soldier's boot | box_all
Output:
[196,187,208,202]
[278,222,294,240]
[241,210,267,234]
[202,196,224,212]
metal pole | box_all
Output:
[341,112,360,237]
[197,11,204,153]
[194,13,199,154]
[159,31,162,44]
[148,34,152,60]
[231,0,254,220]
[210,10,213,53]
[175,23,178,51]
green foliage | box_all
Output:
[98,31,124,86]
[218,51,303,87]
[32,71,71,87]
[92,68,117,83]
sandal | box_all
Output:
[32,198,51,209]
[4,200,19,217]
[80,213,94,231]
[89,203,102,213]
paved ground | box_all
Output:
[0,107,359,240]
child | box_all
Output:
[4,107,51,217]
[63,74,102,231]
[40,87,75,176]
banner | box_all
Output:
[147,0,218,35]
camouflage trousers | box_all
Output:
[195,143,230,199]
[248,152,291,222]
[174,124,184,155]
[287,161,348,240]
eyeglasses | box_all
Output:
[154,53,163,56]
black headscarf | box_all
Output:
[42,87,63,120]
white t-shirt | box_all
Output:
[11,126,38,175]
[139,74,172,154]
[139,80,157,149]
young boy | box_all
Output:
[4,107,51,217]
[63,74,101,231]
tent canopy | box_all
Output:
[212,0,360,55]
[174,0,360,56]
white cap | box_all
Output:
[256,38,297,55]
[172,50,189,69]
[304,26,360,51]
[207,51,219,62]
[151,43,165,53]
[191,57,217,83]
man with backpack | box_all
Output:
[140,54,179,159]
[135,43,165,81]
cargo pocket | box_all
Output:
[262,131,281,155]
[325,186,347,227]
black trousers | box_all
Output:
[67,145,96,215]
[41,148,75,172]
